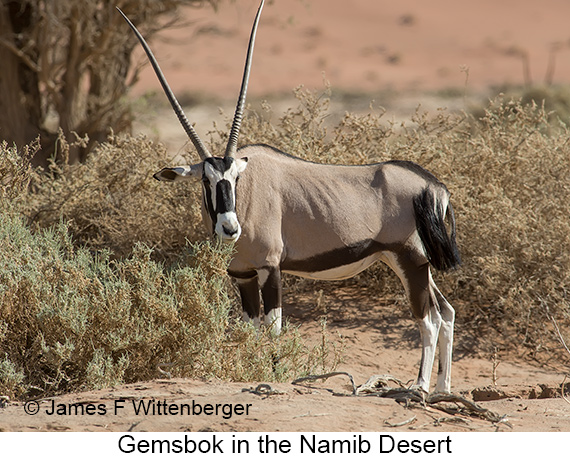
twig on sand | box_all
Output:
[384,415,417,427]
[242,384,285,397]
[292,371,357,395]
[426,392,510,426]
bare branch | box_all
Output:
[0,37,40,72]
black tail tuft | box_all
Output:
[413,188,461,271]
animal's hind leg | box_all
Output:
[384,252,442,393]
[235,273,261,329]
[410,265,443,393]
[431,274,455,393]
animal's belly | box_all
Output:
[283,253,382,281]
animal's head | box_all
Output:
[118,0,264,242]
[154,156,248,242]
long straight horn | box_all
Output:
[225,0,265,158]
[117,8,212,160]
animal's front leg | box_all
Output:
[235,273,261,329]
[259,267,282,336]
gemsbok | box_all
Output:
[119,0,461,393]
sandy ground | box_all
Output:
[2,0,570,433]
[1,285,569,432]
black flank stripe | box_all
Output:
[282,239,389,273]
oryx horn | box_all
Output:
[225,0,265,158]
[117,7,212,160]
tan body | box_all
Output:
[230,145,435,282]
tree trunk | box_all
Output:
[0,2,51,167]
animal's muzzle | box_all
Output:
[215,212,242,242]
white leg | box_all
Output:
[264,307,282,336]
[414,304,442,393]
[432,279,455,393]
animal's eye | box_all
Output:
[202,177,210,186]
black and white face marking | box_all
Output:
[202,156,248,242]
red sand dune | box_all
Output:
[133,0,570,99]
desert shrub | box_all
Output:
[0,208,334,400]
[446,98,570,356]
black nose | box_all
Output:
[223,225,238,236]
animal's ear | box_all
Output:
[236,157,248,174]
[153,164,203,181]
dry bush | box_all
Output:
[25,130,206,260]
[447,98,570,356]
